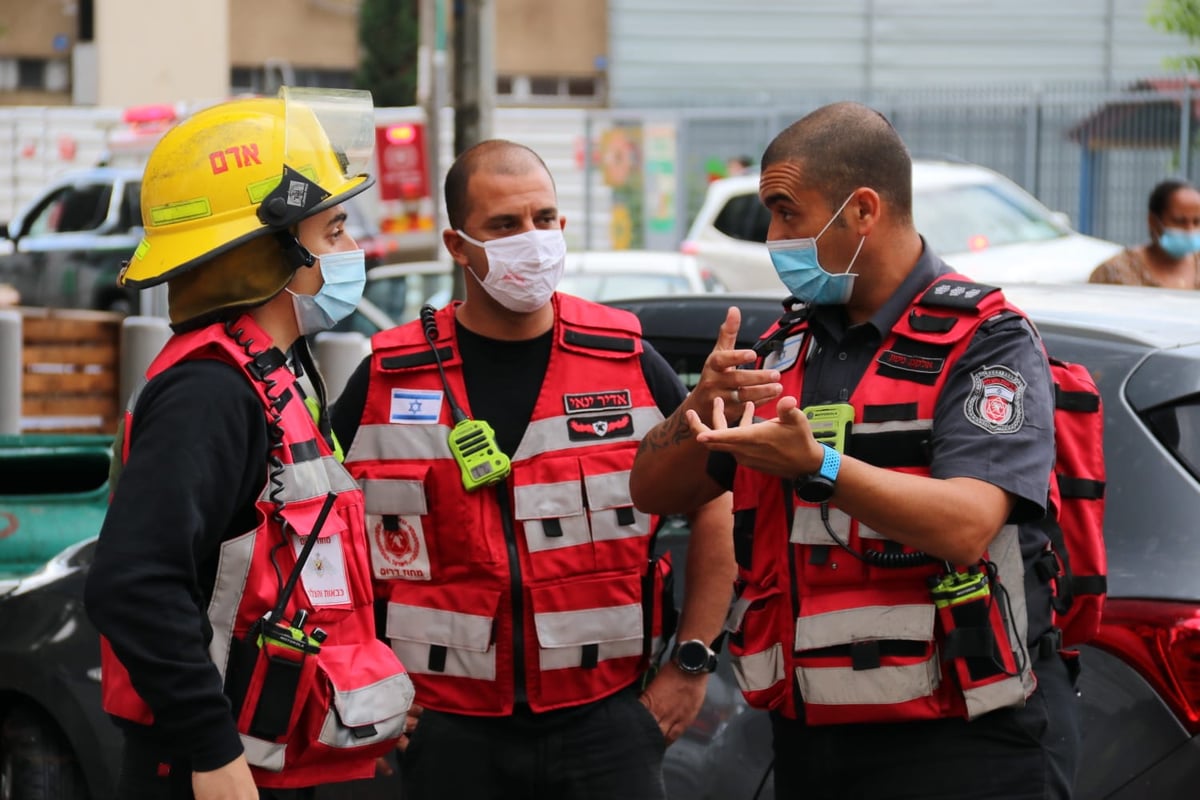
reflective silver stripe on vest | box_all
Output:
[345,422,452,463]
[241,734,286,772]
[534,603,643,670]
[514,479,590,553]
[853,419,932,435]
[791,506,890,545]
[585,469,651,542]
[513,407,665,462]
[362,478,428,515]
[794,604,935,651]
[963,673,1027,720]
[725,593,752,634]
[207,529,256,680]
[317,672,414,748]
[795,653,941,706]
[731,643,785,693]
[262,456,360,505]
[386,603,496,679]
[989,524,1036,698]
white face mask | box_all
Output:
[457,228,567,313]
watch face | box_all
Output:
[795,475,835,503]
[677,640,712,673]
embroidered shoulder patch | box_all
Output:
[964,365,1026,434]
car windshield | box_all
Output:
[914,182,1068,254]
[559,273,692,301]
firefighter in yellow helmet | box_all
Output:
[85,89,413,800]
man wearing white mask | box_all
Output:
[334,139,734,800]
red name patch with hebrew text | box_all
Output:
[563,389,632,415]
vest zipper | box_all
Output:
[496,483,527,705]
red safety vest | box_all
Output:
[727,278,1040,725]
[343,294,674,715]
[99,315,412,788]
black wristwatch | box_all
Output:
[671,639,718,675]
[794,444,842,504]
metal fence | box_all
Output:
[568,76,1200,251]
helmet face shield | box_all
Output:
[283,86,374,182]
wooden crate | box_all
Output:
[19,307,122,435]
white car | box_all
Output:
[559,250,722,301]
[682,160,1125,292]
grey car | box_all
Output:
[0,167,143,313]
[615,282,1200,800]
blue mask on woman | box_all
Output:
[290,248,367,334]
[1157,226,1200,260]
[767,193,865,305]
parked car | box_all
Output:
[7,282,1200,799]
[683,160,1125,291]
[0,167,143,313]
[558,250,724,300]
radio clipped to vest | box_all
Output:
[226,492,336,742]
[804,403,854,453]
[420,305,511,491]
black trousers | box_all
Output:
[116,733,315,800]
[400,687,667,800]
[771,651,1082,800]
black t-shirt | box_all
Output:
[333,319,686,454]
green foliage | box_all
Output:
[357,0,419,107]
[1149,0,1200,72]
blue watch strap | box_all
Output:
[817,443,841,483]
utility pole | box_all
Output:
[449,0,495,299]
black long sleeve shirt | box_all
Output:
[85,358,268,770]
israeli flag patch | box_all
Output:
[390,388,443,424]
[763,333,805,373]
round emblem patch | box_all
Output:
[374,518,422,568]
[964,365,1027,434]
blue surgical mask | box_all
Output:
[289,248,367,334]
[1157,225,1200,260]
[766,192,865,305]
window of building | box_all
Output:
[17,59,46,90]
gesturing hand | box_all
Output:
[686,394,826,479]
[690,306,782,423]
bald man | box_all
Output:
[334,140,735,800]
[632,103,1081,798]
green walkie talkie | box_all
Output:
[422,306,511,491]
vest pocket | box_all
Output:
[526,569,646,708]
[792,601,943,725]
[725,583,790,711]
[385,584,502,682]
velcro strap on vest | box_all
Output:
[563,329,636,353]
[289,438,320,463]
[1071,575,1108,596]
[428,645,448,672]
[1055,385,1101,413]
[1056,474,1106,500]
[381,346,455,370]
[862,402,919,423]
[850,640,881,671]
[581,643,600,669]
[907,309,958,333]
[849,429,931,468]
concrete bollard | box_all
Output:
[0,311,20,435]
[119,316,172,412]
[314,332,370,405]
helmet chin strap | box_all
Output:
[274,230,317,270]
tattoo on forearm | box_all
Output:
[638,408,694,454]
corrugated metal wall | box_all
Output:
[608,0,1185,108]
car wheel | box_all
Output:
[0,705,88,800]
